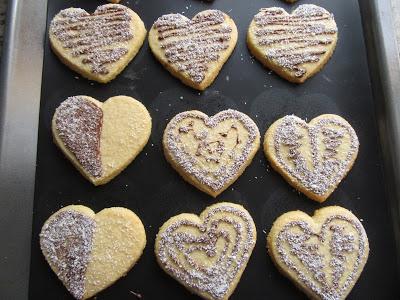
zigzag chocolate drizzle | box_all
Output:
[50,4,134,75]
[153,10,233,83]
[253,5,337,78]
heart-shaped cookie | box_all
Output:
[52,95,152,185]
[49,4,146,83]
[264,114,359,202]
[163,109,260,197]
[247,5,338,83]
[155,202,256,300]
[148,10,238,90]
[267,206,369,300]
[40,205,146,299]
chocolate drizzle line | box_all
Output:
[253,5,337,78]
[153,10,233,83]
[275,214,367,300]
[166,110,259,191]
[273,115,359,195]
[40,210,95,300]
[157,205,255,300]
[55,96,103,178]
[50,4,134,75]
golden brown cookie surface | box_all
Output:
[155,202,257,300]
[247,4,338,83]
[40,205,146,300]
[49,4,146,83]
[52,95,152,185]
[267,206,369,300]
[148,10,238,90]
[264,114,359,202]
[163,109,260,197]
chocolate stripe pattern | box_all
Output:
[253,5,337,78]
[50,4,134,75]
[153,10,233,83]
[55,96,103,178]
[276,215,367,299]
[156,204,256,300]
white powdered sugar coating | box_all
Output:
[55,96,103,178]
[50,4,134,74]
[165,109,260,192]
[253,5,337,78]
[40,210,95,299]
[276,215,367,300]
[273,115,359,195]
[153,10,233,83]
[157,205,255,300]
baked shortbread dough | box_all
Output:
[49,4,146,83]
[148,10,238,90]
[264,114,359,202]
[267,206,369,300]
[40,205,146,300]
[163,109,260,197]
[52,95,152,185]
[155,202,257,300]
[247,4,338,83]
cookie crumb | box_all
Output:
[129,290,142,299]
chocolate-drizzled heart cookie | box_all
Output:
[49,4,146,83]
[40,205,146,299]
[264,114,359,202]
[267,206,369,300]
[163,109,260,197]
[52,95,152,185]
[155,202,257,300]
[247,5,338,83]
[148,10,238,90]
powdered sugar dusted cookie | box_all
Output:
[148,10,238,90]
[155,202,256,300]
[52,95,151,185]
[267,206,369,300]
[264,114,359,202]
[163,109,260,197]
[247,5,338,83]
[49,4,146,83]
[40,205,146,299]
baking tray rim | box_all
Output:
[0,0,399,299]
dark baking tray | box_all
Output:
[1,0,400,299]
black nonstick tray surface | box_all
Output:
[28,0,399,299]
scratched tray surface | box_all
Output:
[29,0,399,299]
